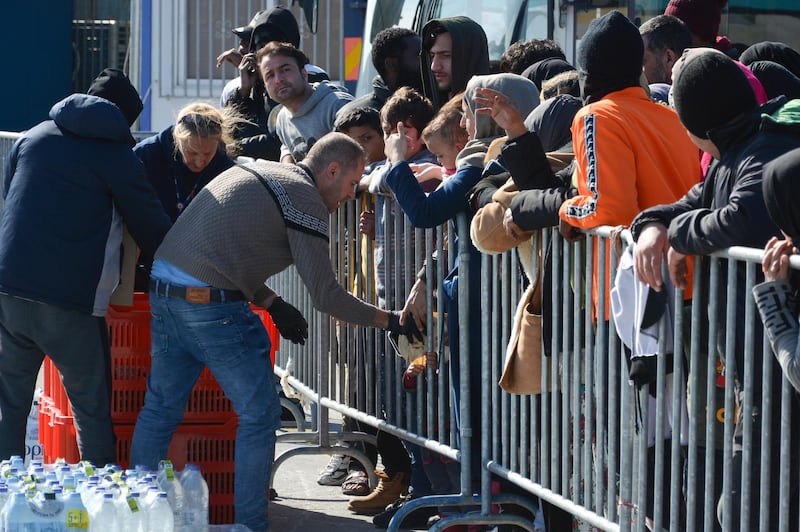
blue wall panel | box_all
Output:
[0,3,73,131]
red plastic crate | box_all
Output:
[115,421,238,525]
[43,294,280,423]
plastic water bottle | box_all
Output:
[61,491,89,532]
[147,492,174,532]
[178,464,208,529]
[30,490,63,529]
[90,492,119,531]
[156,461,183,528]
[118,492,146,532]
[0,485,11,531]
[4,491,36,531]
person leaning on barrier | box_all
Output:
[631,48,800,532]
[754,146,800,393]
[385,73,541,493]
[128,132,421,532]
[0,68,172,466]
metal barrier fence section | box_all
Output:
[269,199,799,532]
[2,126,797,530]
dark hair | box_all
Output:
[256,41,309,69]
[334,107,382,134]
[371,27,418,78]
[639,15,692,56]
[380,87,435,133]
[422,23,449,52]
[499,39,566,74]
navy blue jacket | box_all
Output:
[0,94,171,316]
[134,126,234,222]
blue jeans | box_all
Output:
[130,290,280,532]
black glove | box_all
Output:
[268,297,308,345]
[386,311,424,344]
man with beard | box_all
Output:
[217,7,329,160]
[257,42,352,163]
[639,14,692,84]
[420,16,489,110]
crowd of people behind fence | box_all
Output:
[3,0,800,531]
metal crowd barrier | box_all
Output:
[269,199,800,532]
[3,127,796,531]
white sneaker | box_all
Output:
[317,454,350,486]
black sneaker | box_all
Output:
[372,495,438,529]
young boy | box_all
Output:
[334,107,386,169]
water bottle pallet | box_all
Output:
[42,294,279,424]
[38,414,239,525]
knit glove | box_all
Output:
[268,298,308,345]
[386,311,424,344]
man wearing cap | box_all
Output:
[0,68,171,466]
[664,0,736,56]
[217,7,329,160]
[631,48,800,531]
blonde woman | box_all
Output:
[133,102,241,289]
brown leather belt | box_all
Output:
[149,279,246,304]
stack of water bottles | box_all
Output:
[0,456,208,531]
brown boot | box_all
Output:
[347,470,408,515]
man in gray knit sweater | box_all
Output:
[129,133,418,532]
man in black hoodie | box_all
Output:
[0,69,170,466]
[632,48,800,532]
[420,16,489,110]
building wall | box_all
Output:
[0,4,73,131]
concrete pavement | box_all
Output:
[269,438,427,532]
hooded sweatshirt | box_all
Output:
[420,16,490,110]
[275,80,353,162]
[0,94,171,316]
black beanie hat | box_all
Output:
[748,60,800,101]
[670,48,755,138]
[87,68,143,126]
[763,147,800,242]
[577,11,644,102]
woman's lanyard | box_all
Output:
[174,173,202,214]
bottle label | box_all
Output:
[81,461,95,476]
[127,496,140,513]
[66,509,90,530]
[160,460,176,481]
